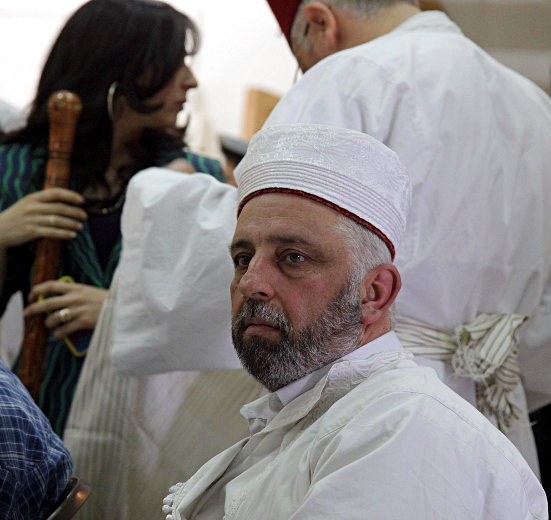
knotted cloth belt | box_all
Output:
[395,313,528,433]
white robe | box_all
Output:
[166,333,547,520]
[262,10,551,471]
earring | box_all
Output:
[107,81,118,122]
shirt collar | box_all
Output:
[276,331,403,406]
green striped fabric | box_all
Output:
[0,143,119,435]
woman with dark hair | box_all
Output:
[0,0,223,435]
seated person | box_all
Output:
[160,124,546,519]
[0,357,72,519]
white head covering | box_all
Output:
[235,124,411,259]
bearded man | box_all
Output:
[160,124,546,520]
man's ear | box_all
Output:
[303,1,339,51]
[359,264,401,325]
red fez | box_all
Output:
[266,0,303,44]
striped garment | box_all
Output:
[183,150,226,183]
[0,357,72,519]
[395,313,527,433]
[0,142,225,436]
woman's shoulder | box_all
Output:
[157,149,226,183]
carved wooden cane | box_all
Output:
[18,91,82,403]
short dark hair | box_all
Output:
[5,0,200,192]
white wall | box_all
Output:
[0,0,297,141]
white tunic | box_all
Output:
[262,11,551,471]
[165,332,547,520]
[263,11,551,412]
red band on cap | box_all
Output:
[266,0,303,44]
[238,188,396,259]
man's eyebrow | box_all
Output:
[229,235,324,254]
[229,239,253,255]
[267,234,314,247]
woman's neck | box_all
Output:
[82,120,142,200]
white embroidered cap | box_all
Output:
[235,124,411,259]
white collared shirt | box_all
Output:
[246,331,403,435]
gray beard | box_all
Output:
[232,277,363,392]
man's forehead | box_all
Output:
[238,192,341,225]
[233,193,345,245]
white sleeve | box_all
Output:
[110,168,241,375]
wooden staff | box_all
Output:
[18,91,82,403]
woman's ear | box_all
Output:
[303,1,339,51]
[359,264,401,325]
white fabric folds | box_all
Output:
[110,168,241,375]
[163,342,548,519]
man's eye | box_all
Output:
[234,255,251,267]
[286,253,305,263]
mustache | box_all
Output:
[233,300,291,335]
[231,278,364,392]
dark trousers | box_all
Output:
[530,403,551,501]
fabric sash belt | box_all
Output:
[395,313,528,433]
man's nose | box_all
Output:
[238,257,275,301]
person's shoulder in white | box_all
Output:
[315,356,546,517]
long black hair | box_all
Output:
[3,0,200,193]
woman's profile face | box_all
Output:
[117,59,198,132]
[142,60,198,128]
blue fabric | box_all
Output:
[0,359,72,520]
